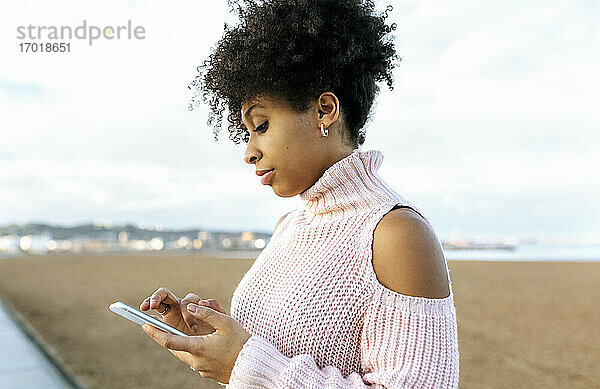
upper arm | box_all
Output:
[273,211,292,234]
[372,208,450,299]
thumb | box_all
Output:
[186,303,228,331]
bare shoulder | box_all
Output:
[273,211,293,233]
[372,207,450,299]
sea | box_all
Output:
[1,244,599,262]
[443,243,600,262]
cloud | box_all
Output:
[0,79,44,99]
[1,0,598,241]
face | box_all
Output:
[241,93,353,197]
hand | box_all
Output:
[142,302,252,384]
[139,287,226,336]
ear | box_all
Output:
[317,92,340,126]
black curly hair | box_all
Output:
[188,0,400,147]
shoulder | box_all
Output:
[372,207,450,299]
[273,210,293,233]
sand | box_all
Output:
[0,252,598,389]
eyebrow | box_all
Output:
[243,103,265,121]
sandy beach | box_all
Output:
[0,252,598,388]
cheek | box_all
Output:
[284,122,315,151]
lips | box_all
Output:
[260,169,275,185]
[256,168,275,176]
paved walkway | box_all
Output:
[0,299,74,389]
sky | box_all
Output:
[1,0,598,243]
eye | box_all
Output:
[255,121,268,133]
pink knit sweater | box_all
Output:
[227,149,459,388]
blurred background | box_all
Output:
[1,1,598,388]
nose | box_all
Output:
[244,143,261,165]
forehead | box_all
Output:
[242,95,271,109]
[241,102,266,121]
[241,95,278,121]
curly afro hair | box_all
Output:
[188,0,400,147]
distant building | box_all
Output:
[0,235,20,254]
[19,232,52,254]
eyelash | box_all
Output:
[255,121,268,133]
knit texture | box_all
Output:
[227,149,459,388]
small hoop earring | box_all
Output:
[320,123,328,137]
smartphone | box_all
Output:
[109,301,190,337]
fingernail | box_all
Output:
[198,300,209,306]
[187,303,199,312]
[191,324,199,332]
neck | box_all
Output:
[299,149,400,225]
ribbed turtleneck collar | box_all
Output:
[299,149,400,224]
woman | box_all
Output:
[140,0,459,387]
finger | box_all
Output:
[168,349,213,378]
[186,303,229,333]
[149,287,180,310]
[168,349,194,366]
[180,293,202,333]
[141,298,169,315]
[142,324,194,352]
[205,299,226,314]
[156,302,170,315]
[140,297,151,311]
[149,288,173,309]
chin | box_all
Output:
[271,183,299,198]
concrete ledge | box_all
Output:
[0,295,85,389]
